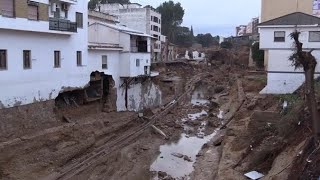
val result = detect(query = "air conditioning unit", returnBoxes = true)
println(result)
[61,3,68,11]
[51,3,57,12]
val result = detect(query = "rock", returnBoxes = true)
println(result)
[214,86,225,93]
[246,100,257,110]
[158,171,167,178]
[197,133,205,139]
[171,153,184,158]
[191,120,201,126]
[166,121,175,127]
[213,136,224,146]
[183,155,193,162]
[141,146,150,151]
[208,119,219,127]
[196,152,204,157]
[210,101,219,109]
[202,143,209,149]
[185,120,201,126]
[226,128,236,136]
[174,123,182,129]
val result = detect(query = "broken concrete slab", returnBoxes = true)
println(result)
[244,171,264,180]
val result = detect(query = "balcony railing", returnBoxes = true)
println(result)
[49,18,77,33]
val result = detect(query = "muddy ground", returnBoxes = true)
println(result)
[0,58,317,180]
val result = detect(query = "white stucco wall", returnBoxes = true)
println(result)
[99,4,162,59]
[260,26,320,50]
[260,26,320,94]
[0,0,88,108]
[88,23,120,45]
[119,53,151,77]
[117,79,162,112]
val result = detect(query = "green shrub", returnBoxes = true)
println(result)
[251,42,264,68]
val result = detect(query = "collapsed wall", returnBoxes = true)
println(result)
[116,78,162,112]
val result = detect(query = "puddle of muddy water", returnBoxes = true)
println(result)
[187,110,207,120]
[150,132,217,179]
[150,85,219,179]
[151,109,216,179]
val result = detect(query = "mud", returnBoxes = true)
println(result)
[2,61,303,180]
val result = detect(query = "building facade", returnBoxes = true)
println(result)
[236,25,247,36]
[261,0,313,22]
[246,17,259,35]
[259,12,320,94]
[260,0,317,69]
[88,17,157,111]
[99,3,162,62]
[0,0,88,108]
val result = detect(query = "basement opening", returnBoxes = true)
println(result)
[55,71,116,111]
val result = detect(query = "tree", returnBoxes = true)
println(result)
[220,41,233,49]
[88,0,130,10]
[157,1,185,42]
[195,33,218,47]
[190,26,194,37]
[174,26,193,47]
[290,30,320,142]
[251,42,264,68]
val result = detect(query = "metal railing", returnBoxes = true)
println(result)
[49,18,77,33]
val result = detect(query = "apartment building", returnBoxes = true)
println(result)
[99,3,162,62]
[88,11,157,111]
[261,0,313,22]
[0,0,88,109]
[246,17,259,35]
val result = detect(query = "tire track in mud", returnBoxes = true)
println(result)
[44,73,208,180]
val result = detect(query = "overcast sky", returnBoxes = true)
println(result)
[134,0,261,37]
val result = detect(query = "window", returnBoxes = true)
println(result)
[0,0,14,17]
[23,50,31,69]
[77,51,82,66]
[274,31,285,42]
[27,1,39,20]
[76,12,83,28]
[0,50,7,70]
[146,59,149,64]
[102,55,107,69]
[309,31,320,42]
[54,51,61,68]
[136,59,140,67]
[153,26,159,32]
[144,66,148,75]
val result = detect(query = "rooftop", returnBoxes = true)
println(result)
[259,12,320,26]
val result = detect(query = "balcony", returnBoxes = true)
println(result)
[131,44,148,53]
[49,18,77,32]
[59,0,77,4]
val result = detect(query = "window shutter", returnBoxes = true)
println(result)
[1,0,14,17]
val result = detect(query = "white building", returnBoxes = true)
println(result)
[88,17,159,111]
[0,0,88,108]
[259,12,320,94]
[99,3,162,62]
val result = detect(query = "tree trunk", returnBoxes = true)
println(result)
[305,65,320,141]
